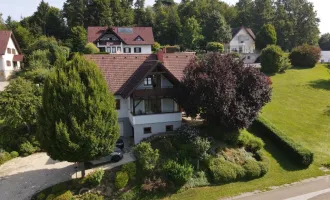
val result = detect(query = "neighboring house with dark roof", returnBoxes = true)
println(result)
[88,27,154,54]
[225,26,259,64]
[0,30,23,81]
[85,50,195,143]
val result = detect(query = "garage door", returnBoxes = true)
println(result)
[119,122,124,136]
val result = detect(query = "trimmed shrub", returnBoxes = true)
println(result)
[121,162,136,179]
[208,158,240,183]
[206,42,224,52]
[289,44,321,68]
[115,171,129,190]
[118,188,138,200]
[10,151,19,158]
[46,194,56,200]
[243,160,262,179]
[51,183,66,195]
[79,193,104,200]
[53,191,73,200]
[37,192,46,200]
[260,45,289,73]
[252,117,313,167]
[133,142,159,171]
[83,43,100,54]
[162,160,194,187]
[152,42,161,52]
[84,169,104,187]
[238,130,264,152]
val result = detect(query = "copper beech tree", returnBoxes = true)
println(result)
[179,53,272,130]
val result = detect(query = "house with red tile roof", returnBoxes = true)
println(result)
[0,30,23,81]
[88,27,154,54]
[225,26,259,64]
[85,49,195,143]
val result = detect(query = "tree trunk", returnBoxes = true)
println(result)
[197,159,200,171]
[81,162,86,178]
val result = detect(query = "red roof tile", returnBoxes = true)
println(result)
[85,52,195,98]
[88,27,155,45]
[0,30,23,55]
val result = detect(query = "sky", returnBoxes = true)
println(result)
[0,0,329,34]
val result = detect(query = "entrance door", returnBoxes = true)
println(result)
[119,122,124,136]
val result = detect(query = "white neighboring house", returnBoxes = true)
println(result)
[225,26,259,64]
[88,27,154,54]
[0,30,23,81]
[85,50,195,144]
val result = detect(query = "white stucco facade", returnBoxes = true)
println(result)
[97,42,152,54]
[225,28,256,54]
[114,75,181,143]
[0,37,21,81]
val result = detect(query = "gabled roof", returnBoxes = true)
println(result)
[0,30,22,55]
[231,26,256,41]
[88,27,155,45]
[85,52,195,98]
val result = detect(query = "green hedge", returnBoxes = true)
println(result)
[253,117,313,167]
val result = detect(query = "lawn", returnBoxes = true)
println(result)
[168,64,330,200]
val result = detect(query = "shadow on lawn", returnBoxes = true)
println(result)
[248,125,306,172]
[308,79,330,90]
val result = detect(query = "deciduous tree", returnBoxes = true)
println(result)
[181,17,203,50]
[255,24,277,50]
[319,33,330,51]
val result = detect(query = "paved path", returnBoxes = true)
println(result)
[0,81,9,91]
[0,152,135,200]
[229,175,330,200]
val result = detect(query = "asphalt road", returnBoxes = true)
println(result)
[231,176,330,200]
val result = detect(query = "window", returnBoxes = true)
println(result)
[112,47,116,53]
[166,125,173,132]
[13,61,18,68]
[135,36,144,41]
[117,47,121,53]
[144,127,152,134]
[107,47,111,53]
[134,47,142,53]
[124,47,131,53]
[116,99,120,110]
[144,76,152,86]
[6,61,11,66]
[99,47,105,52]
[145,99,161,114]
[7,48,11,54]
[12,49,16,54]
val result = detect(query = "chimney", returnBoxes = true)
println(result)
[157,48,165,62]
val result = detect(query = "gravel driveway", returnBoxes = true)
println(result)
[0,152,135,200]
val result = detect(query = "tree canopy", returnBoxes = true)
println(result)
[255,24,277,50]
[319,33,330,51]
[38,54,119,163]
[179,53,272,130]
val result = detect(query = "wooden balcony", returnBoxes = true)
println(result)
[132,87,176,98]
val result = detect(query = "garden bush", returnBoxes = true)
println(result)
[0,151,12,165]
[162,160,194,187]
[37,192,46,200]
[260,45,289,73]
[289,44,321,68]
[141,177,167,192]
[243,160,262,179]
[83,169,104,187]
[51,183,66,195]
[10,151,19,158]
[115,171,129,190]
[19,140,38,156]
[182,171,210,190]
[152,42,161,52]
[206,42,224,52]
[252,117,313,167]
[83,43,100,54]
[121,162,136,179]
[53,191,73,200]
[46,194,56,200]
[118,188,138,200]
[208,158,241,183]
[78,193,104,200]
[237,130,264,152]
[133,142,159,171]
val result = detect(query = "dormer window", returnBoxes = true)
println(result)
[134,36,144,41]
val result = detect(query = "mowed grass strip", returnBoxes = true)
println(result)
[168,64,330,200]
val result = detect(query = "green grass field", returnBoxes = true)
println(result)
[168,64,330,200]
